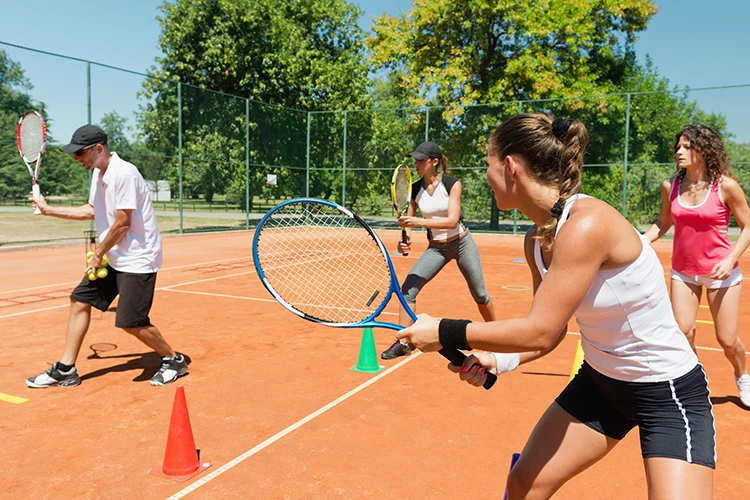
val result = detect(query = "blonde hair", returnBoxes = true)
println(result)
[489,113,589,249]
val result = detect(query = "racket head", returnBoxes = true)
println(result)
[16,111,47,164]
[390,164,412,215]
[252,198,403,327]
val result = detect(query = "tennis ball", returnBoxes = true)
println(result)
[100,254,109,267]
[87,270,97,281]
[87,251,95,262]
[96,267,108,279]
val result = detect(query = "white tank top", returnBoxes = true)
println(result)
[534,194,698,382]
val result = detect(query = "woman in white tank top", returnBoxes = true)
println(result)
[396,114,714,499]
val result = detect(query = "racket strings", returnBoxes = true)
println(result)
[19,115,44,161]
[257,204,392,324]
[393,167,411,213]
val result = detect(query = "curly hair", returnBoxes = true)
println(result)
[673,124,733,184]
[488,113,588,250]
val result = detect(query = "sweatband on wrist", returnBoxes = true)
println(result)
[438,319,473,350]
[492,352,520,375]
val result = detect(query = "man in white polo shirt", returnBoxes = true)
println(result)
[26,125,188,388]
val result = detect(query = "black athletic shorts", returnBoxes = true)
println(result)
[556,361,716,468]
[69,267,157,329]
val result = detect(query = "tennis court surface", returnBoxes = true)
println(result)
[2,230,749,499]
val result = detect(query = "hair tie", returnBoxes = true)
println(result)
[552,118,573,141]
[550,198,565,218]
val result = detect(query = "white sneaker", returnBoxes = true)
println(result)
[735,374,750,408]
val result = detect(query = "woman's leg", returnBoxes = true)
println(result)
[644,458,713,500]
[454,233,495,321]
[506,403,618,500]
[670,278,702,349]
[706,283,746,377]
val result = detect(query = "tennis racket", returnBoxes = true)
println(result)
[16,111,47,215]
[252,198,496,389]
[391,164,412,256]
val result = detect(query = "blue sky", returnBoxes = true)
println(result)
[1,0,749,143]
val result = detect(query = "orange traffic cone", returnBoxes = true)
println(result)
[150,385,210,482]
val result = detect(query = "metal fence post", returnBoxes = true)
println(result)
[245,98,250,230]
[87,62,93,234]
[306,112,311,197]
[622,93,631,216]
[342,110,347,206]
[178,82,183,235]
[424,107,430,141]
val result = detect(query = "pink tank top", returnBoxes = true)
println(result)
[670,174,736,275]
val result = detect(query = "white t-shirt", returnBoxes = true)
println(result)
[88,153,163,273]
[533,194,698,382]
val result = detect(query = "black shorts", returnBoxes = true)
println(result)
[556,362,716,468]
[69,267,157,329]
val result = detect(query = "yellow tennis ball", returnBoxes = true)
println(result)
[96,267,108,279]
[87,270,97,281]
[100,254,109,267]
[87,251,95,262]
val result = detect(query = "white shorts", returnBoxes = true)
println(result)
[670,267,743,289]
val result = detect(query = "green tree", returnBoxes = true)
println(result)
[0,50,87,200]
[139,0,372,206]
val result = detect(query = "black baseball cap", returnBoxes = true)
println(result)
[60,125,108,153]
[407,141,443,160]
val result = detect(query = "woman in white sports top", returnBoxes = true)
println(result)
[397,114,715,499]
[380,141,496,360]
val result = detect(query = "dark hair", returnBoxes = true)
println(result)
[488,113,589,249]
[673,124,732,184]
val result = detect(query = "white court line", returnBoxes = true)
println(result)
[162,288,400,317]
[165,353,421,500]
[0,255,255,296]
[0,304,70,319]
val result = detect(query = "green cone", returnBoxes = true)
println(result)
[350,327,385,373]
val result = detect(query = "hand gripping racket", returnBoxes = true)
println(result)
[391,164,412,256]
[16,111,47,215]
[252,198,496,389]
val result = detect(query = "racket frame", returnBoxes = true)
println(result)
[16,111,47,215]
[390,164,412,255]
[252,198,496,389]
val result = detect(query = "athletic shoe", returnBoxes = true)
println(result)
[150,353,188,386]
[381,340,415,360]
[26,363,81,388]
[735,374,750,408]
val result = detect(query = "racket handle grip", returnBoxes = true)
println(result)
[438,348,497,390]
[32,183,41,215]
[401,229,409,256]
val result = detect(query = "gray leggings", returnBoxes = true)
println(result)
[401,231,491,305]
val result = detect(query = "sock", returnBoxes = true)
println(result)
[57,362,75,373]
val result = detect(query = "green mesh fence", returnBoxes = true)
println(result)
[2,41,750,246]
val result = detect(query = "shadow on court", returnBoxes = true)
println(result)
[710,395,746,409]
[521,371,568,377]
[80,351,192,383]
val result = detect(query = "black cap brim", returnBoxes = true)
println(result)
[407,151,429,160]
[60,143,84,153]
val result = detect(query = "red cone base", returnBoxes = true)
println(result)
[150,385,211,482]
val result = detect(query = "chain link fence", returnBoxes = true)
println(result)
[2,41,749,246]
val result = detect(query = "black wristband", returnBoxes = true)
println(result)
[438,319,473,351]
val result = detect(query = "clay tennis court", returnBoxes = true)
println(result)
[2,230,749,499]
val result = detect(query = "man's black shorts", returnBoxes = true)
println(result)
[70,268,157,328]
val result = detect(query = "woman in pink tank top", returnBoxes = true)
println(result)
[645,124,750,408]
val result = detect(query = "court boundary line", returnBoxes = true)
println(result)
[164,353,422,500]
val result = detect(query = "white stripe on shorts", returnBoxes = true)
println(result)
[668,379,692,463]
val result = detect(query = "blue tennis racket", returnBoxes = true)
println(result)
[252,198,496,390]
